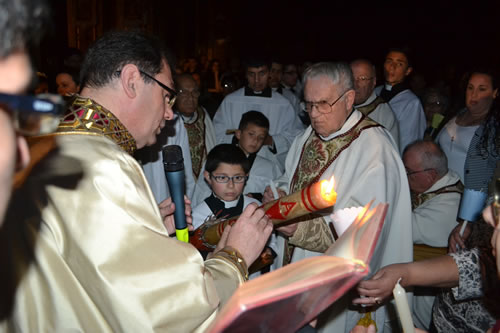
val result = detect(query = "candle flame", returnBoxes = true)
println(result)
[320,175,337,203]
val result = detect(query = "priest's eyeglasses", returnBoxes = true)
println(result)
[210,174,248,184]
[138,71,177,108]
[0,93,65,135]
[406,168,434,176]
[303,90,349,114]
[116,70,177,108]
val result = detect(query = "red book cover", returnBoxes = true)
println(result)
[208,201,388,333]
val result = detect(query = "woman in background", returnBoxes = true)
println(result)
[436,69,498,182]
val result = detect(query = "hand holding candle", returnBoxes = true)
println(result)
[190,176,337,251]
[392,278,414,333]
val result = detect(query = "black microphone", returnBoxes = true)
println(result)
[162,145,188,242]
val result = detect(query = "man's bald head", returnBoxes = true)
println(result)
[403,140,448,193]
[350,59,376,105]
[175,73,196,87]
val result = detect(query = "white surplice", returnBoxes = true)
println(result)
[355,91,400,153]
[375,85,426,152]
[212,87,304,168]
[412,170,461,247]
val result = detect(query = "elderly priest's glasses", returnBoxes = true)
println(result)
[0,93,65,135]
[302,90,350,114]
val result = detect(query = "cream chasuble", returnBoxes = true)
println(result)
[0,97,245,333]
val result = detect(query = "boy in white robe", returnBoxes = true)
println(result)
[213,58,304,169]
[192,144,277,277]
[375,47,426,152]
[192,111,282,206]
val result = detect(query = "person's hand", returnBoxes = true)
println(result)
[262,185,286,204]
[353,264,408,306]
[207,224,232,259]
[225,203,273,266]
[159,195,193,236]
[276,223,299,237]
[448,222,471,253]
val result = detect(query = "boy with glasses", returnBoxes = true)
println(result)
[192,144,257,229]
[192,143,277,277]
[192,110,282,206]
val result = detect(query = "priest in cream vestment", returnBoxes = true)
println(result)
[0,31,272,333]
[266,62,413,333]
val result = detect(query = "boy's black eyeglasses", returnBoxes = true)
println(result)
[0,93,65,135]
[210,174,248,184]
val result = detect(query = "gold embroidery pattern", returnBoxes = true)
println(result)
[283,115,380,266]
[290,115,380,192]
[411,180,464,210]
[184,107,206,179]
[56,96,137,155]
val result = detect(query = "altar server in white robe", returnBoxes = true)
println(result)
[213,58,303,169]
[350,59,400,152]
[192,111,282,207]
[375,48,426,152]
[403,140,462,330]
[192,144,278,278]
[263,62,413,333]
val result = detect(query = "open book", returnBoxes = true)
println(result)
[207,201,388,333]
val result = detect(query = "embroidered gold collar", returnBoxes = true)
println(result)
[56,96,137,154]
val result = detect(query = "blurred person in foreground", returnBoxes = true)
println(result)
[1,31,272,332]
[0,0,52,226]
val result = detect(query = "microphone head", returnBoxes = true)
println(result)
[162,145,184,172]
